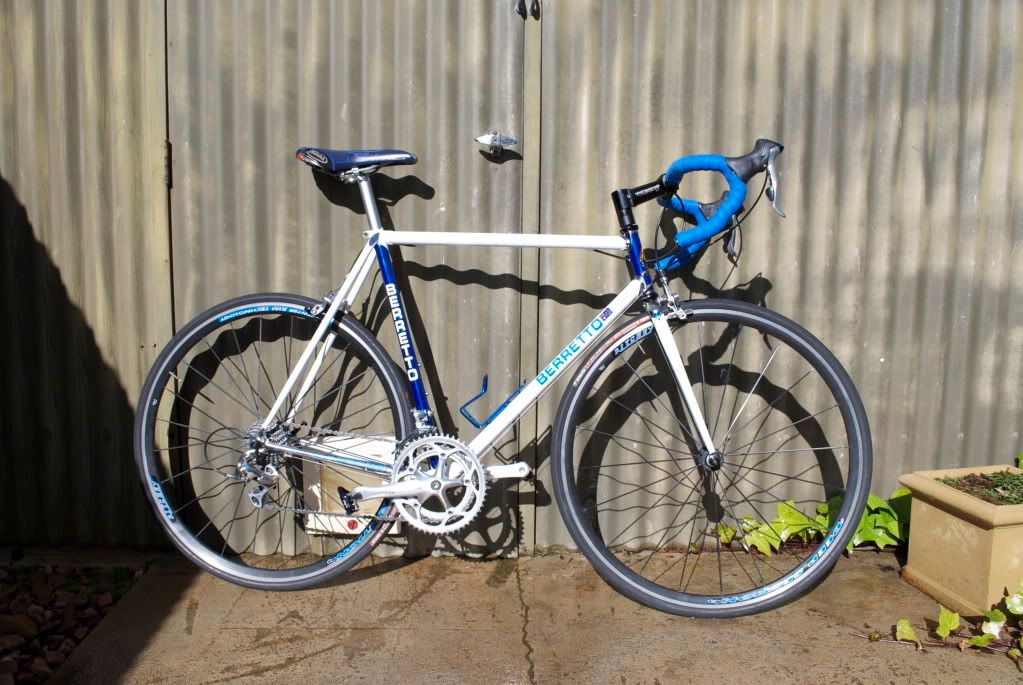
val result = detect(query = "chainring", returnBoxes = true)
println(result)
[390,434,486,535]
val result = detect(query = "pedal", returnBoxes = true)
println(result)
[337,487,359,515]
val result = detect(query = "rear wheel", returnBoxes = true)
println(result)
[552,299,871,617]
[134,293,413,590]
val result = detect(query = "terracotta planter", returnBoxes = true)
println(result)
[899,465,1023,616]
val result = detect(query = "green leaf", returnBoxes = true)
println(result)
[1006,592,1023,616]
[745,524,781,557]
[982,608,1006,622]
[872,510,902,539]
[1016,452,1023,469]
[773,501,824,543]
[968,634,994,648]
[815,502,829,516]
[887,487,912,539]
[740,515,760,532]
[866,493,892,513]
[936,605,960,639]
[981,609,1006,637]
[1008,647,1022,672]
[895,619,922,649]
[716,523,736,546]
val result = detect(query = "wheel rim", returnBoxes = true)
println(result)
[137,299,408,583]
[559,306,868,609]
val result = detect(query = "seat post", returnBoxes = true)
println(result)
[356,175,385,233]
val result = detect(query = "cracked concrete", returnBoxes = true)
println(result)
[52,552,1014,684]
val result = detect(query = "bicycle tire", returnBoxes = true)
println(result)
[134,293,414,590]
[551,299,871,617]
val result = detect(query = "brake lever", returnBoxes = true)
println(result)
[766,148,785,218]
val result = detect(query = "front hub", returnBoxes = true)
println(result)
[697,449,724,472]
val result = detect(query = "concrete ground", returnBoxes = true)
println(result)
[51,551,1014,685]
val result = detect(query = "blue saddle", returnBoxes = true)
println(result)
[295,147,416,173]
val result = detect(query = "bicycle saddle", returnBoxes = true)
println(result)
[295,147,417,174]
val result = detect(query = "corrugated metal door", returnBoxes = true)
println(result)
[166,1,526,555]
[533,0,1023,548]
[0,0,171,548]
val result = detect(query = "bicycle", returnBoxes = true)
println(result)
[135,140,871,617]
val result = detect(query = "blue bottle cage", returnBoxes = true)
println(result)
[654,154,747,271]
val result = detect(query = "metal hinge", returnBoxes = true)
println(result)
[515,0,540,19]
[164,139,173,189]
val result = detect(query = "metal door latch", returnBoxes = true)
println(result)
[475,130,519,157]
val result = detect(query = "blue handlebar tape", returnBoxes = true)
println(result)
[654,154,747,271]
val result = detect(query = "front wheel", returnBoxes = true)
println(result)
[134,293,414,590]
[551,299,871,617]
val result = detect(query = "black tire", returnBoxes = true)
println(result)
[551,299,871,617]
[134,293,414,590]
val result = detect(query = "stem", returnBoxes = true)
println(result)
[850,633,918,648]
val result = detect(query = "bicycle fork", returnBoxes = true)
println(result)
[649,313,718,455]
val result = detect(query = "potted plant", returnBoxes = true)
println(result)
[899,458,1023,616]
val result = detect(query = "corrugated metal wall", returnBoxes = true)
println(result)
[532,0,1023,547]
[0,0,171,547]
[166,0,525,556]
[2,0,1020,552]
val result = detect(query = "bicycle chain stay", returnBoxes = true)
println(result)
[254,421,400,521]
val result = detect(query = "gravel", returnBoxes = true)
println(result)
[0,565,139,683]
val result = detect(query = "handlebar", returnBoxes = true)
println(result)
[613,138,783,271]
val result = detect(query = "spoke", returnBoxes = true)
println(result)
[220,484,249,555]
[227,324,267,414]
[152,436,240,454]
[186,350,261,419]
[724,445,848,458]
[721,345,779,444]
[638,478,701,575]
[717,489,765,586]
[711,325,742,438]
[621,354,698,446]
[677,483,708,593]
[721,370,812,446]
[160,447,240,485]
[576,427,694,457]
[253,318,280,417]
[603,462,702,548]
[162,378,244,437]
[155,418,246,440]
[723,404,839,455]
[594,464,699,508]
[193,484,251,540]
[720,467,807,566]
[591,390,692,449]
[577,457,696,470]
[714,482,724,594]
[730,462,832,491]
[173,477,240,516]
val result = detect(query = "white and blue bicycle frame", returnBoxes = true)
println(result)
[258,173,717,499]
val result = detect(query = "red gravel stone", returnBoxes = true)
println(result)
[0,636,25,654]
[0,617,35,639]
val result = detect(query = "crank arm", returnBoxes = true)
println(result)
[349,462,533,506]
[485,462,532,480]
[350,479,436,504]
